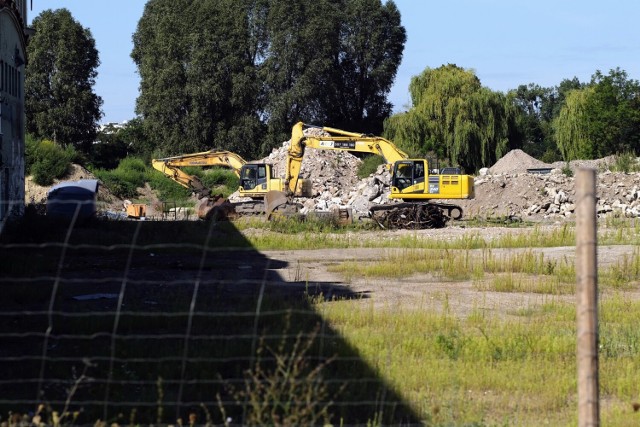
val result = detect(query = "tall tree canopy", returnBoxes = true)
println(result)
[25,8,103,152]
[554,68,640,160]
[384,64,522,172]
[509,78,583,162]
[132,0,405,158]
[325,0,405,134]
[259,0,342,153]
[132,0,264,159]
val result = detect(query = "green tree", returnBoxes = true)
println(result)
[259,0,342,152]
[25,9,103,153]
[132,0,264,159]
[586,68,640,156]
[550,77,584,119]
[324,0,406,135]
[384,64,522,172]
[554,86,594,160]
[90,124,130,170]
[133,0,405,157]
[554,68,640,160]
[119,118,152,161]
[509,78,584,162]
[510,84,551,156]
[261,0,405,151]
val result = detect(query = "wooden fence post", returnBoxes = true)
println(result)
[576,167,599,427]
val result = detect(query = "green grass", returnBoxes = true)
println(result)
[316,296,640,426]
[3,216,640,425]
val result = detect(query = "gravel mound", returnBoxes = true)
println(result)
[489,149,553,175]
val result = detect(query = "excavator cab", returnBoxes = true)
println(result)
[392,160,426,191]
[240,164,269,191]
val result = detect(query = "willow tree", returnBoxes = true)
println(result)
[554,87,595,161]
[384,64,521,172]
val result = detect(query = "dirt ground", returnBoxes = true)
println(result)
[4,217,638,425]
[242,225,640,319]
[22,158,640,320]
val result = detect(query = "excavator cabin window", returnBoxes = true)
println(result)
[241,164,268,190]
[393,162,413,190]
[241,165,257,190]
[393,161,425,190]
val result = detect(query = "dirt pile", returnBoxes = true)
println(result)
[489,149,552,174]
[455,151,640,221]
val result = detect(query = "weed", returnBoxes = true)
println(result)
[561,162,573,177]
[218,322,344,426]
[611,151,640,173]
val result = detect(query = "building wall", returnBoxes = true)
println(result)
[0,3,26,219]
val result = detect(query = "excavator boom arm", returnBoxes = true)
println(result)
[151,159,210,197]
[152,150,249,199]
[152,150,246,177]
[285,122,409,194]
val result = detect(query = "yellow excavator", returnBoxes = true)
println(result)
[151,149,311,219]
[266,122,475,228]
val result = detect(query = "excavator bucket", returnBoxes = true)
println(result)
[196,194,237,221]
[264,190,301,220]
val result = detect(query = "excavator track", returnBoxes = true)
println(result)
[369,202,463,229]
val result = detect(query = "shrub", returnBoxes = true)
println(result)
[200,169,239,194]
[93,157,148,199]
[26,136,76,186]
[357,155,385,179]
[611,151,640,173]
[148,170,191,201]
[561,163,573,177]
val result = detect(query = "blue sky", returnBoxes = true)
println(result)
[29,0,640,124]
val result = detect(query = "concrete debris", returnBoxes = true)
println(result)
[229,130,401,218]
[24,145,640,223]
[231,142,640,222]
[454,164,640,221]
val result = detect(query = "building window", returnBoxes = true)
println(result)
[0,60,3,92]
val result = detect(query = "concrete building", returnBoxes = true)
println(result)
[0,0,28,220]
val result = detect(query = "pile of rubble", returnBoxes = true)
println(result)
[454,150,638,221]
[229,128,398,219]
[458,163,640,221]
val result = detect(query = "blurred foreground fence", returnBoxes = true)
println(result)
[0,205,418,426]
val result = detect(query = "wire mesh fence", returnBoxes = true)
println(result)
[0,202,419,426]
[7,186,638,426]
